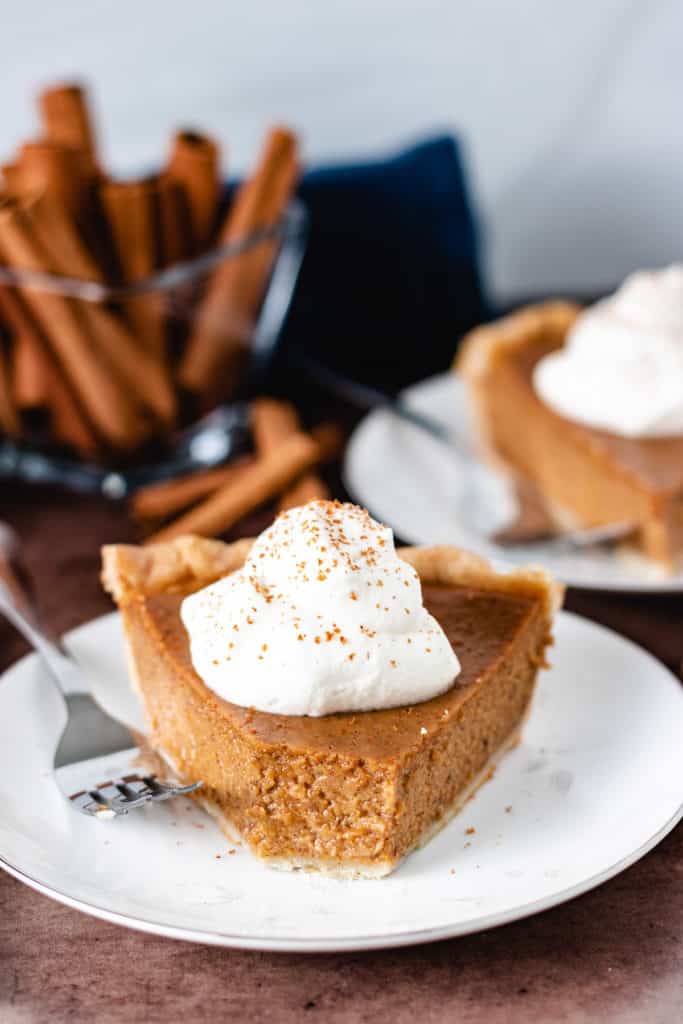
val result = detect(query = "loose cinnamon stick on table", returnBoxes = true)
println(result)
[167,130,220,254]
[0,197,147,449]
[38,83,98,172]
[133,419,342,524]
[100,178,166,359]
[179,127,299,404]
[146,431,320,545]
[278,471,333,511]
[308,421,345,462]
[251,397,330,508]
[250,395,300,449]
[25,194,176,426]
[131,455,254,521]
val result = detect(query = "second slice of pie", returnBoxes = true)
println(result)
[458,268,683,570]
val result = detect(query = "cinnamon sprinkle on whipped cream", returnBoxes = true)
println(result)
[180,500,460,716]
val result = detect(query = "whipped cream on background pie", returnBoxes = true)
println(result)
[533,264,683,438]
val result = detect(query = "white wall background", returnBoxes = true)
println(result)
[3,0,681,302]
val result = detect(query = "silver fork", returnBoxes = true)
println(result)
[0,523,201,818]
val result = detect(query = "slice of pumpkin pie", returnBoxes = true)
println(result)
[102,500,561,878]
[458,267,683,570]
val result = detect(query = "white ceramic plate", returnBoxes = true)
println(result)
[344,374,683,593]
[1,610,682,951]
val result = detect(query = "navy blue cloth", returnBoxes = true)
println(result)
[276,135,488,394]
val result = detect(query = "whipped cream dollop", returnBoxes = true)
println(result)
[181,501,460,716]
[533,265,683,438]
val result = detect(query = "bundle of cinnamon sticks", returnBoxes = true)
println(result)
[0,82,300,458]
[132,398,344,543]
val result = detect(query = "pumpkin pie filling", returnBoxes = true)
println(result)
[103,531,561,878]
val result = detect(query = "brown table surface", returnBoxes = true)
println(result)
[1,484,682,1024]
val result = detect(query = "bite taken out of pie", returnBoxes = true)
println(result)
[458,270,683,571]
[102,501,562,879]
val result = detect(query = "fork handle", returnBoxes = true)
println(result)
[0,526,84,696]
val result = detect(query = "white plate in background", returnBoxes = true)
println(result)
[344,373,683,593]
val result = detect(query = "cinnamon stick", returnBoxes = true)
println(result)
[154,174,192,267]
[19,190,103,282]
[279,424,343,507]
[133,420,342,523]
[309,422,345,462]
[145,431,319,544]
[15,141,89,224]
[100,178,166,359]
[0,197,147,449]
[167,130,220,253]
[45,361,102,454]
[0,282,98,454]
[1,162,23,193]
[0,337,20,435]
[25,194,176,425]
[12,329,49,410]
[250,396,300,450]
[131,456,254,521]
[38,83,97,171]
[13,139,115,278]
[251,397,330,508]
[178,127,299,402]
[278,474,331,511]
[10,323,50,415]
[0,284,50,411]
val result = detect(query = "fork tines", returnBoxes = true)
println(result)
[69,773,201,818]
